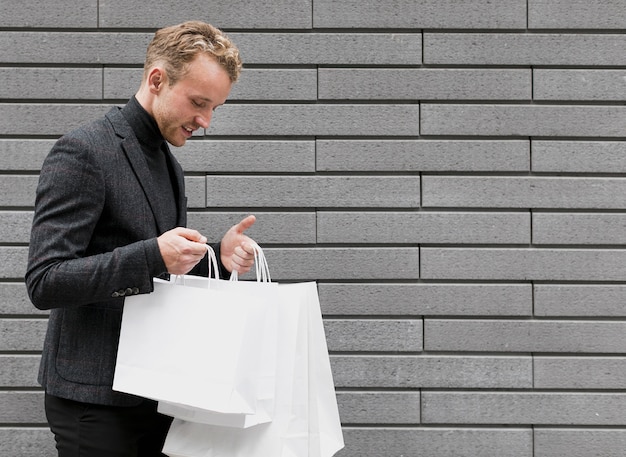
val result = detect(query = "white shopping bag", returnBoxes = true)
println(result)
[154,244,279,428]
[157,271,279,428]
[162,281,345,457]
[113,247,274,417]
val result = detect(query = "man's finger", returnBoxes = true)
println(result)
[176,227,207,244]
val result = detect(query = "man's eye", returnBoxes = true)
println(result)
[192,100,205,108]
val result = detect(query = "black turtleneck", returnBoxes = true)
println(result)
[121,96,177,232]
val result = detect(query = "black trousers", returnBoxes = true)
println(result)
[45,393,173,457]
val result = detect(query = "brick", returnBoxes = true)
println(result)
[0,176,38,207]
[424,33,626,66]
[425,319,626,353]
[535,285,626,317]
[0,428,55,457]
[534,70,626,101]
[422,392,626,425]
[316,140,529,172]
[0,355,40,387]
[319,68,532,100]
[533,213,626,245]
[318,283,532,316]
[421,248,626,281]
[0,247,28,280]
[421,105,626,137]
[325,319,422,352]
[535,357,626,389]
[105,68,318,101]
[331,355,532,388]
[529,0,626,29]
[230,33,421,65]
[263,248,420,281]
[0,139,54,171]
[205,177,420,208]
[313,0,526,28]
[423,177,626,209]
[338,392,420,424]
[535,429,626,457]
[0,319,47,352]
[0,68,102,100]
[0,104,114,136]
[0,32,150,65]
[187,211,316,245]
[340,428,532,457]
[0,283,45,315]
[532,141,626,173]
[99,0,312,28]
[0,0,97,28]
[0,212,34,244]
[174,140,315,173]
[319,68,531,100]
[317,211,530,244]
[0,392,45,423]
[208,104,420,136]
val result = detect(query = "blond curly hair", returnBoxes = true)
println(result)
[143,21,242,84]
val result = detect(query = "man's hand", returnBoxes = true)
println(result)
[158,227,208,275]
[220,215,257,274]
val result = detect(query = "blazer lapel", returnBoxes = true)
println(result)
[106,108,168,234]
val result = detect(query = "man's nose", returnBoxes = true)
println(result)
[195,114,210,129]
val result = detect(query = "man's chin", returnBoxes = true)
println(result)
[167,137,186,147]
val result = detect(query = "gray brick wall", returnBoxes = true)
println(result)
[1,1,625,455]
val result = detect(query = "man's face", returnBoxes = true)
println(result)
[152,53,232,147]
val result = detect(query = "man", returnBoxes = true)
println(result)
[25,21,255,456]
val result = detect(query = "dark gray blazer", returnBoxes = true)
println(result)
[26,106,219,406]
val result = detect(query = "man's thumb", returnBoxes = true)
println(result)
[236,214,256,233]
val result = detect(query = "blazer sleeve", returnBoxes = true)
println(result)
[25,132,167,310]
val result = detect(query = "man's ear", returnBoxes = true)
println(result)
[147,67,166,93]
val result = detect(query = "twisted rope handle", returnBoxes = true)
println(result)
[173,244,220,285]
[230,241,271,283]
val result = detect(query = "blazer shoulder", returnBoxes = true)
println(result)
[58,107,121,141]
[60,107,136,149]
[42,108,133,173]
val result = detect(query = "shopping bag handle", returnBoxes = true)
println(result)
[206,244,220,280]
[172,242,270,285]
[230,241,271,283]
[172,244,220,285]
